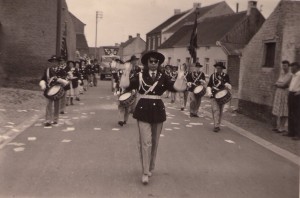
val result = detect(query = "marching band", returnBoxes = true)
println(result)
[39,52,233,185]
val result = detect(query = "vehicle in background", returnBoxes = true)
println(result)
[99,55,120,80]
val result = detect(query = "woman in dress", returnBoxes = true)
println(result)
[272,60,292,133]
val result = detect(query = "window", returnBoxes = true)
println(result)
[148,37,151,51]
[158,36,161,47]
[168,57,171,64]
[186,57,191,64]
[263,42,276,67]
[152,36,156,50]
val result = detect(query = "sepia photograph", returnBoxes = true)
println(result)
[0,0,299,197]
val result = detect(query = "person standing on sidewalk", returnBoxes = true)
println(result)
[39,55,61,126]
[283,62,300,140]
[272,60,292,133]
[207,62,231,132]
[186,62,206,117]
[121,51,178,185]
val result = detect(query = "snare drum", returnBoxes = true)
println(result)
[215,89,231,105]
[118,92,137,107]
[44,85,65,101]
[193,85,206,98]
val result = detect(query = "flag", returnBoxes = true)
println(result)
[61,37,68,61]
[188,10,198,63]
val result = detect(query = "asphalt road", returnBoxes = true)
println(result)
[0,79,298,198]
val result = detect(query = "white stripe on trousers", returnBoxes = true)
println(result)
[211,98,224,128]
[137,120,163,175]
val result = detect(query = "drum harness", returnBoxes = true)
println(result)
[211,72,231,97]
[192,71,203,86]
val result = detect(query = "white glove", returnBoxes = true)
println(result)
[225,83,232,90]
[187,82,192,87]
[39,80,46,91]
[207,87,213,97]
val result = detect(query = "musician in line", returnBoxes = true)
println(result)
[207,62,231,132]
[170,65,178,103]
[114,55,141,126]
[186,62,206,117]
[80,60,89,91]
[93,59,100,87]
[122,51,178,185]
[74,61,83,100]
[66,61,80,106]
[57,58,69,114]
[163,65,172,98]
[179,63,189,111]
[39,55,62,126]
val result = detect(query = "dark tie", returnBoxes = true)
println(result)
[151,72,155,80]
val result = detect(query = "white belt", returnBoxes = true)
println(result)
[139,95,161,99]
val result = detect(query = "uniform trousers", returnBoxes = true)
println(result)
[137,121,163,175]
[179,91,189,109]
[211,98,224,128]
[93,73,98,86]
[170,92,176,103]
[288,92,300,137]
[189,92,202,115]
[118,105,130,122]
[59,92,66,113]
[46,98,60,123]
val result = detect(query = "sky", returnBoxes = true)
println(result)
[66,0,281,47]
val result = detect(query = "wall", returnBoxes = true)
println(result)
[159,46,227,75]
[238,1,300,122]
[0,0,77,88]
[122,37,146,61]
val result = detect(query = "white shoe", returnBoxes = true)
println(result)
[148,172,152,177]
[142,174,149,185]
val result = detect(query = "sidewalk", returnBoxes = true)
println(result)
[200,96,300,156]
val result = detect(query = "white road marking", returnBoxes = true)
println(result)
[14,147,25,152]
[112,128,120,131]
[62,139,72,143]
[165,128,172,131]
[94,128,102,131]
[225,140,235,144]
[28,137,37,141]
[189,123,203,126]
[7,142,25,146]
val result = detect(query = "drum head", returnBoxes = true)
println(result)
[193,86,203,94]
[215,90,228,99]
[119,92,132,101]
[47,85,61,96]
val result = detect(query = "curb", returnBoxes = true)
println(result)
[202,110,300,167]
[0,111,44,150]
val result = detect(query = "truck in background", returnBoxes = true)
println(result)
[99,54,120,80]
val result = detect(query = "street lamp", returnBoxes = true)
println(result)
[95,11,103,59]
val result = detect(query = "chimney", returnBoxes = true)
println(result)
[174,9,181,15]
[193,2,201,9]
[137,33,140,37]
[247,1,257,15]
[128,35,133,39]
[236,3,239,13]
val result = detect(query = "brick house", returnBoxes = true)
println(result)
[146,2,234,51]
[0,0,80,88]
[158,1,265,91]
[238,0,300,122]
[119,34,146,62]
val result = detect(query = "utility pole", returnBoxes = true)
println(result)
[56,0,62,57]
[95,11,103,59]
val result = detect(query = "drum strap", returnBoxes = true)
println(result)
[193,72,202,84]
[139,72,160,95]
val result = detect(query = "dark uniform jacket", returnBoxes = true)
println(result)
[207,72,230,97]
[41,67,58,88]
[186,71,206,92]
[128,69,175,123]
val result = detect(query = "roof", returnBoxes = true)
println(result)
[76,34,89,49]
[164,2,225,33]
[159,11,247,49]
[147,10,190,35]
[120,37,135,48]
[69,12,86,26]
